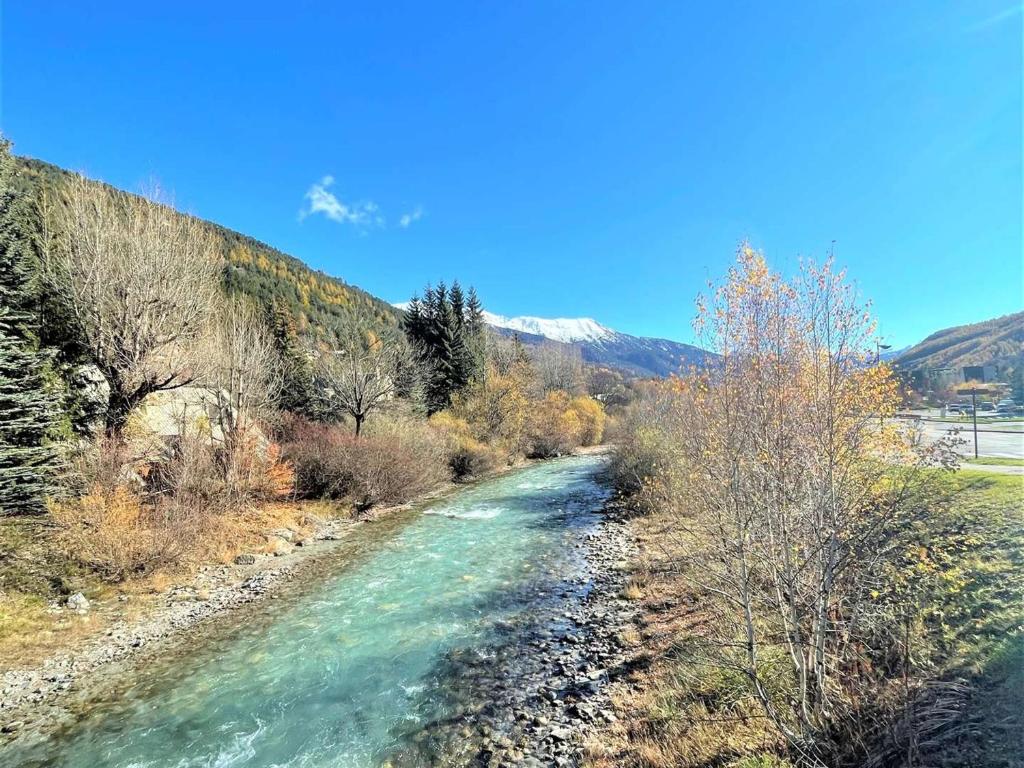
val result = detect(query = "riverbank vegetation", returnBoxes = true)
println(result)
[595,248,1023,767]
[0,140,607,660]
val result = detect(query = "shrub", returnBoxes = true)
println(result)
[145,430,294,505]
[349,416,449,510]
[569,395,606,446]
[49,484,190,581]
[280,417,358,499]
[218,431,295,502]
[526,391,583,457]
[449,365,530,454]
[429,411,504,479]
[281,415,449,510]
[68,435,147,496]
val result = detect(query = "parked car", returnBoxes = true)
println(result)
[978,401,995,412]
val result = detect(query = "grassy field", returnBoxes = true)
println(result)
[0,515,114,669]
[588,469,1024,768]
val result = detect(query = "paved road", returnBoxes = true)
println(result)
[913,419,1024,460]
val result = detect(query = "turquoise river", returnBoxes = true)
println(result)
[5,454,611,767]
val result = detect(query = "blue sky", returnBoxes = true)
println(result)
[2,2,1021,346]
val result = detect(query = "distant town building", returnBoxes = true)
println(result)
[924,367,961,392]
[921,364,1000,392]
[961,364,997,383]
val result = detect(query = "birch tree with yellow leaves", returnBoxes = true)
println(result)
[649,245,955,760]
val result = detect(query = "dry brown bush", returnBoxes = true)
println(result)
[347,416,449,510]
[49,484,194,581]
[281,414,449,510]
[54,429,296,580]
[428,411,506,479]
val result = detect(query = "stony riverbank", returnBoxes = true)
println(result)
[0,512,367,740]
[385,495,641,768]
[475,508,640,768]
[0,452,547,746]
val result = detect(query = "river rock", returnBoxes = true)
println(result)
[66,593,90,612]
[269,538,292,556]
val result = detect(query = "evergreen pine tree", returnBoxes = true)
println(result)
[401,280,489,413]
[464,287,487,383]
[0,138,59,514]
[268,301,319,419]
[449,281,466,333]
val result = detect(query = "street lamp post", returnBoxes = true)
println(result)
[875,340,893,365]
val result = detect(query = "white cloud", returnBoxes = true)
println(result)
[299,176,383,228]
[399,206,424,228]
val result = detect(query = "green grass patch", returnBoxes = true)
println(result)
[0,592,50,644]
[964,456,1024,467]
[899,470,1024,766]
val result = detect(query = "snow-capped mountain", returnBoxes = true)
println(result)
[393,302,708,377]
[480,311,614,344]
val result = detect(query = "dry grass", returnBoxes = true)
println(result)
[620,576,645,601]
[585,514,789,768]
[588,472,1024,768]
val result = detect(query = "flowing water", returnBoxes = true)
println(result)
[6,454,611,768]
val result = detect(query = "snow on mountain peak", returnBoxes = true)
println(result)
[392,302,617,344]
[480,311,615,343]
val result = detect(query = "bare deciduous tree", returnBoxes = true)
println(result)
[44,175,222,435]
[531,341,584,395]
[204,297,282,441]
[316,332,408,436]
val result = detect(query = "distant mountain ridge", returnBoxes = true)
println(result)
[482,311,707,378]
[895,311,1024,374]
[393,302,708,378]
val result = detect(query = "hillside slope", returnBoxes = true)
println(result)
[15,157,400,340]
[895,311,1024,374]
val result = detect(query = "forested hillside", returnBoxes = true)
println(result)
[895,310,1023,374]
[15,157,400,342]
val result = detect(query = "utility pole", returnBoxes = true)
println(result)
[958,385,985,459]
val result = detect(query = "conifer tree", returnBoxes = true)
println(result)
[268,301,319,419]
[401,281,488,413]
[0,138,58,514]
[464,287,488,379]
